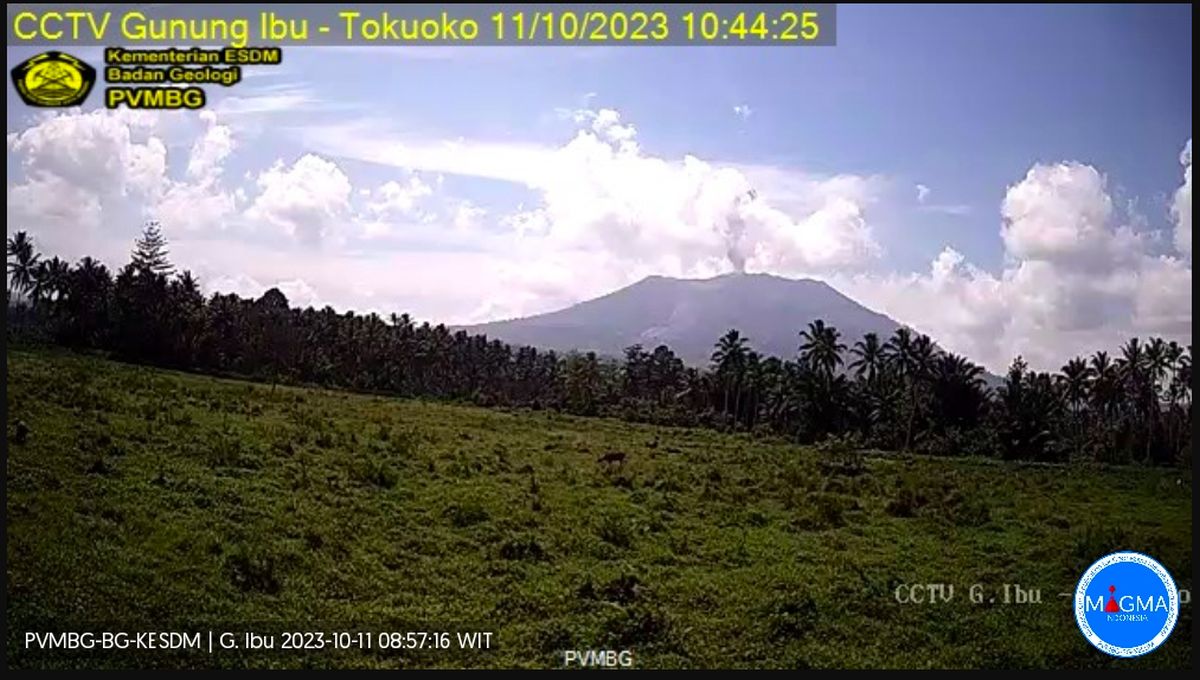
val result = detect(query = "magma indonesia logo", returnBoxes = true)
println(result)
[11,51,96,107]
[1075,551,1179,657]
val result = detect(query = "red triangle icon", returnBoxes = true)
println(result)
[1105,585,1120,613]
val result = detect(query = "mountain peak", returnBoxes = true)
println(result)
[458,272,904,365]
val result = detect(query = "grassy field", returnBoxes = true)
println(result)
[5,348,1193,669]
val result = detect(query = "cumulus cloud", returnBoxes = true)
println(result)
[453,200,486,230]
[1174,139,1191,258]
[1000,162,1139,271]
[4,107,247,245]
[840,149,1193,373]
[153,180,238,235]
[302,106,884,319]
[6,109,170,260]
[357,174,437,238]
[154,111,238,233]
[245,154,353,243]
[733,104,753,121]
[366,175,433,220]
[186,111,235,182]
[8,173,104,233]
[7,108,166,199]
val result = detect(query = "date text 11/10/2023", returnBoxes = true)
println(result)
[328,10,823,44]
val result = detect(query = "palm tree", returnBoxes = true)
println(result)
[884,328,935,451]
[711,329,749,420]
[1162,341,1187,457]
[1057,357,1091,459]
[1145,337,1173,460]
[1146,337,1170,396]
[849,332,884,384]
[30,256,71,307]
[744,350,762,428]
[798,319,846,379]
[929,352,987,434]
[1089,351,1117,420]
[1119,337,1156,462]
[6,230,41,300]
[1057,357,1091,415]
[883,328,914,373]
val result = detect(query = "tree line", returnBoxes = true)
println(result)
[7,226,1192,466]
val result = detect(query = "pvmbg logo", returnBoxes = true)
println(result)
[1074,551,1179,657]
[10,51,96,107]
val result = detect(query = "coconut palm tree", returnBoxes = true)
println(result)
[1057,357,1091,416]
[884,328,936,451]
[1057,357,1092,458]
[798,319,845,379]
[930,352,988,430]
[849,332,884,385]
[1119,337,1161,462]
[1089,351,1118,421]
[711,329,749,419]
[30,256,71,308]
[6,230,41,300]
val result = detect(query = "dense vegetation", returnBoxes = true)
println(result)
[6,350,1192,669]
[6,226,1192,466]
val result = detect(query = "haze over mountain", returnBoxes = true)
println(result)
[459,273,914,366]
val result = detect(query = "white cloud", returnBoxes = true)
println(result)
[733,104,753,121]
[7,108,166,198]
[1173,138,1191,258]
[840,149,1192,373]
[4,107,245,244]
[152,111,238,233]
[304,120,556,186]
[453,200,486,230]
[365,175,433,220]
[6,105,1188,376]
[916,183,931,203]
[914,183,971,215]
[186,111,235,182]
[921,204,972,216]
[1000,162,1139,271]
[8,173,104,234]
[214,86,319,117]
[305,107,884,289]
[245,154,353,243]
[153,180,238,234]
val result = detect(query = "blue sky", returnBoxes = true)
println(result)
[5,4,1192,371]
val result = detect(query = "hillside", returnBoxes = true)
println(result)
[5,349,1192,669]
[459,273,907,365]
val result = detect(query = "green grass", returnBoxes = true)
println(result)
[5,349,1192,669]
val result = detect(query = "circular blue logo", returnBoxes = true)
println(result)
[1074,551,1178,657]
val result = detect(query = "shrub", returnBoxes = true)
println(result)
[602,604,673,647]
[802,491,858,529]
[595,512,635,549]
[499,534,548,561]
[764,594,819,641]
[817,433,866,476]
[444,501,489,528]
[599,574,642,604]
[390,427,421,457]
[225,548,281,595]
[885,485,928,518]
[353,456,398,489]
